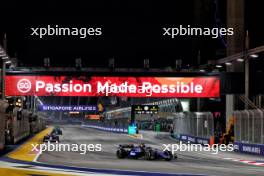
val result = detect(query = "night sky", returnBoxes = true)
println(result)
[0,0,264,68]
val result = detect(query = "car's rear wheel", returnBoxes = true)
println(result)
[164,150,173,161]
[145,149,154,160]
[116,149,126,159]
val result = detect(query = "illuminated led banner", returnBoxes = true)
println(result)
[5,76,220,97]
[39,105,97,111]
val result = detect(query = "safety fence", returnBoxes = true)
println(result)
[233,109,264,144]
[171,112,214,144]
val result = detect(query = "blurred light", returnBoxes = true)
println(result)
[225,62,232,66]
[2,56,8,60]
[250,54,258,58]
[175,59,182,70]
[215,65,222,68]
[144,59,150,69]
[85,114,100,120]
[180,100,190,112]
[237,58,244,62]
[5,60,11,64]
[69,111,80,114]
[199,69,206,72]
[38,99,44,105]
[109,58,115,69]
[75,58,82,68]
[44,58,50,67]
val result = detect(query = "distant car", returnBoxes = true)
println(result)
[53,126,62,135]
[43,133,59,142]
[116,143,176,161]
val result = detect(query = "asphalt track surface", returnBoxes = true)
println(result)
[38,125,264,176]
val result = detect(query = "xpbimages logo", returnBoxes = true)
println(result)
[30,25,102,39]
[31,142,102,155]
[163,142,234,154]
[163,25,234,39]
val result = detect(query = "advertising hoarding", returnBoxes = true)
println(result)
[5,76,220,97]
[39,105,97,112]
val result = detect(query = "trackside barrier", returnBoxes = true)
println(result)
[173,134,211,145]
[233,109,264,144]
[234,141,264,156]
[233,109,264,155]
[172,112,214,145]
[82,125,128,134]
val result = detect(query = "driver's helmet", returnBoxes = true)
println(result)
[139,143,145,148]
[129,144,135,148]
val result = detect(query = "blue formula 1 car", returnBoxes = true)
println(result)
[116,143,177,161]
[43,133,60,143]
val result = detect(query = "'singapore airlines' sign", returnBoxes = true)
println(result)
[5,76,220,97]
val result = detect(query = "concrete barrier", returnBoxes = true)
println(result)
[234,141,264,156]
[173,133,211,145]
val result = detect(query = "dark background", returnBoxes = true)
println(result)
[0,0,264,68]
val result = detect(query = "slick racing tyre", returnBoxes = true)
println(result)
[145,149,155,160]
[164,150,173,161]
[116,149,126,159]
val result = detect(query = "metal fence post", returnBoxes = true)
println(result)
[239,111,242,141]
[260,109,264,144]
[246,110,250,142]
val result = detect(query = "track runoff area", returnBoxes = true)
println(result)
[1,75,264,176]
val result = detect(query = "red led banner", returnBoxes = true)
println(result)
[5,76,220,97]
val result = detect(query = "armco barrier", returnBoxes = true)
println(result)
[174,134,211,145]
[234,141,264,156]
[82,125,128,134]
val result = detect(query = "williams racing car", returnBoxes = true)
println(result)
[116,143,177,161]
[43,133,60,143]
